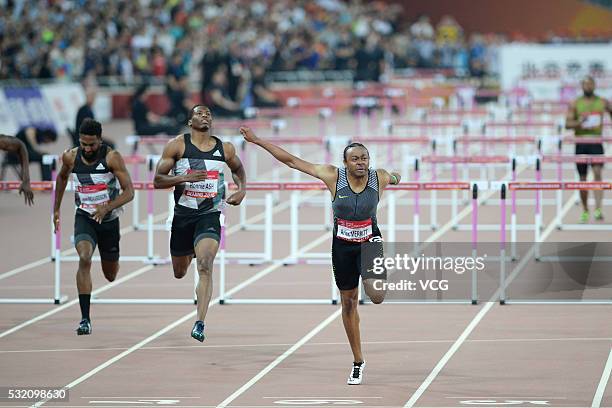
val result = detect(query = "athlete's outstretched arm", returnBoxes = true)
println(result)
[53,150,75,232]
[0,135,33,205]
[223,141,246,205]
[92,151,135,223]
[376,169,401,190]
[153,137,207,189]
[240,127,337,188]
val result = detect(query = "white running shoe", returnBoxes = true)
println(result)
[347,361,365,385]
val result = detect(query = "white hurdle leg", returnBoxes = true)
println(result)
[324,194,332,231]
[265,193,273,262]
[147,186,154,260]
[54,224,62,304]
[387,192,396,242]
[192,258,198,304]
[290,191,299,260]
[218,213,226,304]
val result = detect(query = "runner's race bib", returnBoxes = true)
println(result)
[77,184,110,212]
[582,112,602,129]
[184,170,219,199]
[336,218,373,243]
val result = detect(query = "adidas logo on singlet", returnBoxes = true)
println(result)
[95,163,105,170]
[212,150,221,157]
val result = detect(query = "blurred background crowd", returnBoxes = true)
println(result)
[5,0,611,86]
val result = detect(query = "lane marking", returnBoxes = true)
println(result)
[0,265,154,339]
[404,204,563,407]
[592,347,612,408]
[216,309,342,408]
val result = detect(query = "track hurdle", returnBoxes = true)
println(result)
[0,181,68,304]
[542,154,612,230]
[502,181,612,305]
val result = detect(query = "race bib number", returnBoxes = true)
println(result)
[77,184,110,211]
[184,170,219,199]
[336,218,373,243]
[582,113,602,129]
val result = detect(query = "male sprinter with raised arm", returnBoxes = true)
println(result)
[0,134,34,205]
[565,76,612,222]
[241,126,400,385]
[53,118,134,335]
[154,105,246,342]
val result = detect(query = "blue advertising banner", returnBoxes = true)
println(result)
[3,87,56,132]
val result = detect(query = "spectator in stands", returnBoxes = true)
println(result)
[205,67,245,118]
[436,15,462,68]
[73,87,116,149]
[250,64,281,108]
[131,83,182,137]
[165,52,191,125]
[353,33,385,83]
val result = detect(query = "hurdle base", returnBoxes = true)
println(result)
[503,300,612,305]
[0,295,68,304]
[361,300,476,304]
[91,298,197,304]
[555,224,612,231]
[220,298,337,305]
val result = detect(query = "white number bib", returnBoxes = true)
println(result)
[582,113,602,129]
[77,184,110,212]
[184,170,219,199]
[336,218,373,243]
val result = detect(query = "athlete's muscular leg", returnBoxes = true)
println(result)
[592,164,603,209]
[172,255,194,279]
[194,238,219,321]
[340,288,363,363]
[101,260,119,282]
[362,279,386,304]
[76,240,94,294]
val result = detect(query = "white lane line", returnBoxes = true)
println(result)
[262,396,383,398]
[31,231,331,408]
[4,337,611,355]
[403,193,574,407]
[216,309,342,408]
[592,347,612,408]
[0,265,154,339]
[404,301,495,408]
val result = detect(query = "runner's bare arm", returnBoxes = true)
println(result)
[53,149,76,232]
[0,135,33,205]
[223,142,246,205]
[106,151,135,210]
[240,126,338,190]
[376,169,401,191]
[565,102,582,130]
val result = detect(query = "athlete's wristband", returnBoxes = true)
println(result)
[390,174,398,185]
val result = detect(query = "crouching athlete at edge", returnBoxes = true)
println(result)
[154,105,246,342]
[240,126,401,385]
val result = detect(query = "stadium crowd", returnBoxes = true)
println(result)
[1,0,506,85]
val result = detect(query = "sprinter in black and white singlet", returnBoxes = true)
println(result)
[154,105,246,342]
[53,119,134,336]
[241,127,401,386]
